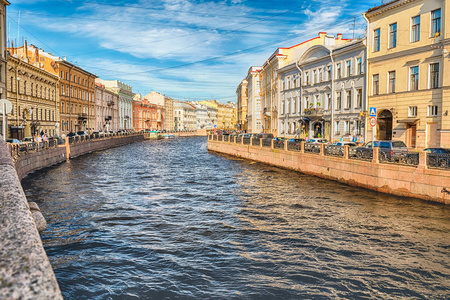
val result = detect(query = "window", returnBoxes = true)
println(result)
[411,16,420,42]
[373,74,379,95]
[410,66,419,91]
[327,66,332,80]
[346,60,351,77]
[357,57,363,74]
[388,71,396,93]
[356,89,362,108]
[344,121,350,134]
[337,63,341,79]
[430,63,439,88]
[327,94,331,110]
[408,106,418,117]
[428,105,438,117]
[61,101,64,113]
[374,28,380,51]
[305,72,310,85]
[336,91,342,110]
[346,90,352,108]
[389,23,397,48]
[61,71,64,78]
[335,121,340,134]
[431,9,441,37]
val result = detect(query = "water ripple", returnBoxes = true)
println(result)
[21,137,450,299]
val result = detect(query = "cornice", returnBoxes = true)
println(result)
[368,42,445,63]
[365,0,415,19]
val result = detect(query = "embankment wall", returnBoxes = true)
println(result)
[207,139,450,205]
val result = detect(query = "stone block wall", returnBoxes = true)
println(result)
[207,139,450,205]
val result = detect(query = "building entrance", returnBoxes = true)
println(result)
[377,110,393,140]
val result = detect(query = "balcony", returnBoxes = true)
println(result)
[78,113,88,120]
[107,100,114,106]
[303,107,323,117]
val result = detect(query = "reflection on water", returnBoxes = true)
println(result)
[22,137,450,299]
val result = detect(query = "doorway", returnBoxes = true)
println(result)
[407,124,417,148]
[377,110,393,140]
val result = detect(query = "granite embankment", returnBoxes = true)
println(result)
[0,133,145,299]
[208,137,450,205]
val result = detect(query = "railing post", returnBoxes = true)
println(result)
[284,139,288,151]
[418,151,427,169]
[372,147,379,164]
[271,139,274,149]
[250,137,253,146]
[234,136,237,143]
[241,137,244,145]
[344,145,349,159]
[320,144,325,156]
[65,137,70,161]
[300,141,305,153]
[260,138,263,147]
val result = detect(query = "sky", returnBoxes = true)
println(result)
[8,0,374,102]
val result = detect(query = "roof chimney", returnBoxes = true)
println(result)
[337,33,343,40]
[319,32,327,39]
[24,38,28,60]
[35,47,39,63]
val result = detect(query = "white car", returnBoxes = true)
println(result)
[306,138,329,144]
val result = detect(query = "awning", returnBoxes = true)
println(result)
[397,118,419,123]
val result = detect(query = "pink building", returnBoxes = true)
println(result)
[95,82,119,132]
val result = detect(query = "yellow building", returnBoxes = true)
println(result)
[236,79,248,132]
[364,0,449,148]
[6,53,60,139]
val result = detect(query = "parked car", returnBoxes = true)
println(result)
[22,137,34,143]
[67,132,78,137]
[288,138,305,145]
[355,140,408,161]
[272,137,286,148]
[77,131,88,136]
[5,138,22,144]
[306,138,329,144]
[331,141,357,147]
[254,133,274,139]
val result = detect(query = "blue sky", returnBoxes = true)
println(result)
[8,0,371,102]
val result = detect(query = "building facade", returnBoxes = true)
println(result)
[0,1,9,136]
[95,82,119,132]
[132,98,159,131]
[246,66,262,133]
[144,91,174,131]
[6,53,59,139]
[96,79,134,131]
[174,101,196,131]
[236,79,248,132]
[364,0,450,148]
[279,39,366,141]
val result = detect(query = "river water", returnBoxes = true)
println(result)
[22,137,449,299]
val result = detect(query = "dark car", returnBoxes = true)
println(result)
[424,148,450,168]
[254,133,274,139]
[67,132,78,137]
[77,131,88,136]
[272,137,286,149]
[355,140,408,161]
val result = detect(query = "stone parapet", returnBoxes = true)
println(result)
[207,139,450,205]
[0,139,63,299]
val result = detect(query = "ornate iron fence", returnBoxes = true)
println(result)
[287,141,301,152]
[236,136,242,143]
[223,135,229,142]
[252,137,260,146]
[304,143,320,154]
[427,153,450,169]
[273,140,284,149]
[349,147,373,161]
[324,145,344,157]
[243,137,251,145]
[262,138,272,148]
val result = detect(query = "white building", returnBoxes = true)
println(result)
[246,66,262,133]
[174,101,197,131]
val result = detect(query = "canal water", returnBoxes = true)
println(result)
[22,137,449,299]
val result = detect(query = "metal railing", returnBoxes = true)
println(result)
[324,145,344,157]
[287,141,301,152]
[427,153,450,169]
[208,135,448,170]
[304,143,320,154]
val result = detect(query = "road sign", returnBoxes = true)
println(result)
[369,116,377,127]
[369,107,377,117]
[0,99,12,114]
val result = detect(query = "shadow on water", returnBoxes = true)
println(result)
[22,137,450,299]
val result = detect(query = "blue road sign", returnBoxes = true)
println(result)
[369,107,377,117]
[214,125,217,128]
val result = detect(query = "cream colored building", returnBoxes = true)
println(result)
[236,79,248,132]
[364,0,449,148]
[174,101,196,131]
[144,91,174,131]
[245,66,262,133]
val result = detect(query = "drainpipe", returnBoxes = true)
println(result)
[295,59,303,138]
[330,48,335,143]
[363,12,370,144]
